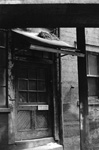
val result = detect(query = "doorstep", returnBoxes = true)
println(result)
[23,143,63,150]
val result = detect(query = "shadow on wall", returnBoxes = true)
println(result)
[63,85,80,138]
[63,85,79,121]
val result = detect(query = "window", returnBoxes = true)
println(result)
[0,30,7,106]
[87,52,99,103]
[18,66,48,104]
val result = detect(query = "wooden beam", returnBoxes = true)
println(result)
[0,4,99,28]
[1,0,99,4]
[0,108,11,112]
[77,28,88,150]
[30,45,84,57]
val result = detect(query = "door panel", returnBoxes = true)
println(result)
[15,62,53,141]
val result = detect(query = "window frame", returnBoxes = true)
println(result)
[0,30,8,108]
[17,66,48,105]
[87,51,99,105]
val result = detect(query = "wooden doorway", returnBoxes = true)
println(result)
[14,62,53,141]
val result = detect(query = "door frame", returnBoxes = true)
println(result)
[14,61,54,141]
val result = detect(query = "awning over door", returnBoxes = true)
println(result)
[12,29,84,57]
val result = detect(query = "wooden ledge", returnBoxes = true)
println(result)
[0,108,11,113]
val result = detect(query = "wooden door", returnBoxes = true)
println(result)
[15,62,53,141]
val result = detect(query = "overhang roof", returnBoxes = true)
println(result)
[13,29,72,48]
[12,29,84,57]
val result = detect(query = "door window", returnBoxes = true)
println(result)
[18,67,47,104]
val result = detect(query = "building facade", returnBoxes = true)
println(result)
[0,1,99,150]
[0,28,65,150]
[60,28,99,150]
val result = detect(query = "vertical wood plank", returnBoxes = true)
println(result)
[76,28,88,150]
[52,54,59,142]
[8,30,16,144]
[52,29,60,143]
[58,53,64,145]
[56,28,64,146]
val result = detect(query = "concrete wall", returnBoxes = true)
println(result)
[0,0,99,4]
[60,28,80,150]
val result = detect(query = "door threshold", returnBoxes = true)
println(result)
[24,143,63,150]
[15,137,54,150]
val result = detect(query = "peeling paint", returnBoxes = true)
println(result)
[8,31,16,144]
